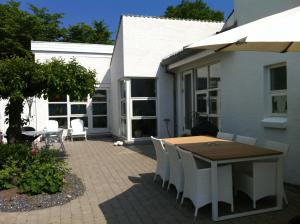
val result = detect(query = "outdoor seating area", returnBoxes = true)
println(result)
[151,134,290,221]
[0,139,298,224]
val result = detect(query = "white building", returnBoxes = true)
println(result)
[0,0,300,185]
[162,0,300,185]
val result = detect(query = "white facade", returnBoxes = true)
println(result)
[165,2,300,185]
[110,15,224,142]
[0,42,113,138]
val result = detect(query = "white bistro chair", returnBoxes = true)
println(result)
[235,140,289,208]
[164,143,184,200]
[69,119,87,141]
[178,149,234,218]
[44,120,65,151]
[235,135,257,146]
[151,136,169,188]
[217,132,235,141]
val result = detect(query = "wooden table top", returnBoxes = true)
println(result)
[163,136,282,161]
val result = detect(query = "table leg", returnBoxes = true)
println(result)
[276,156,283,209]
[211,161,219,221]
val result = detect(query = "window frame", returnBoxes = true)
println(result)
[268,63,288,116]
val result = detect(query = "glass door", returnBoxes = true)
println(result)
[183,71,193,132]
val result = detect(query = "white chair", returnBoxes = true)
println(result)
[235,140,289,208]
[151,136,169,188]
[178,149,234,218]
[69,119,87,141]
[235,135,257,145]
[44,120,65,150]
[164,143,184,200]
[217,132,234,141]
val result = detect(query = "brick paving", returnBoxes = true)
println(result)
[0,139,299,224]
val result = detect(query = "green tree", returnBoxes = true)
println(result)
[0,0,64,59]
[164,0,224,21]
[63,20,113,44]
[0,57,96,144]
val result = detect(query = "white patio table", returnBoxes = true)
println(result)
[163,136,283,221]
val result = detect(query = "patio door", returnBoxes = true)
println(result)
[182,71,193,132]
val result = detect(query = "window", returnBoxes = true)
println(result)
[131,79,157,138]
[48,89,108,130]
[48,94,68,128]
[269,65,287,114]
[120,80,127,137]
[195,63,220,127]
[92,90,108,128]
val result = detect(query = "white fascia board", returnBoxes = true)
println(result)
[167,50,215,70]
[31,41,114,55]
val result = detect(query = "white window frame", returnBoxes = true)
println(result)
[268,63,287,117]
[194,63,221,127]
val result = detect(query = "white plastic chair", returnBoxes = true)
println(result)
[69,119,87,141]
[235,135,257,145]
[164,143,184,200]
[235,140,289,208]
[178,148,234,218]
[44,120,65,150]
[217,132,234,141]
[151,136,169,188]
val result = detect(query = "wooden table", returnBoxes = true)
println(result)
[163,136,284,221]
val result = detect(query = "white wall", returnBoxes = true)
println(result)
[110,22,125,137]
[234,0,300,25]
[112,16,224,139]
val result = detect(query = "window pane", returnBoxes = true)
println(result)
[209,91,219,114]
[92,103,107,115]
[93,117,107,128]
[71,105,87,114]
[49,104,67,116]
[70,96,87,102]
[209,63,220,89]
[131,79,156,97]
[196,67,208,90]
[120,81,126,99]
[70,117,88,127]
[196,94,207,114]
[132,100,156,116]
[184,74,192,129]
[272,95,287,114]
[92,90,107,102]
[121,101,126,116]
[121,118,127,137]
[50,118,67,129]
[209,117,219,128]
[48,94,67,102]
[270,66,287,91]
[132,119,157,138]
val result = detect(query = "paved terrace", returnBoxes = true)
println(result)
[0,139,299,224]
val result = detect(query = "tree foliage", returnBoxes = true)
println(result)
[63,20,113,45]
[0,0,113,60]
[0,57,96,143]
[164,0,224,21]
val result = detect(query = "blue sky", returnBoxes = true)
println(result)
[1,0,233,38]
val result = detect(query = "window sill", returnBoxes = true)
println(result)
[261,117,287,129]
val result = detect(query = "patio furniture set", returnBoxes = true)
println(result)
[151,133,289,221]
[21,118,87,149]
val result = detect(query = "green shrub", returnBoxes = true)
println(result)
[0,144,69,194]
[19,160,69,194]
[0,160,20,189]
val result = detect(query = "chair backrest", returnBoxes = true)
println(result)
[265,140,289,157]
[46,120,59,132]
[236,135,257,146]
[71,119,84,133]
[151,136,166,163]
[217,132,234,141]
[164,143,181,171]
[178,148,198,183]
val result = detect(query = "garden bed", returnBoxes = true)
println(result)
[0,144,85,212]
[0,173,85,212]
